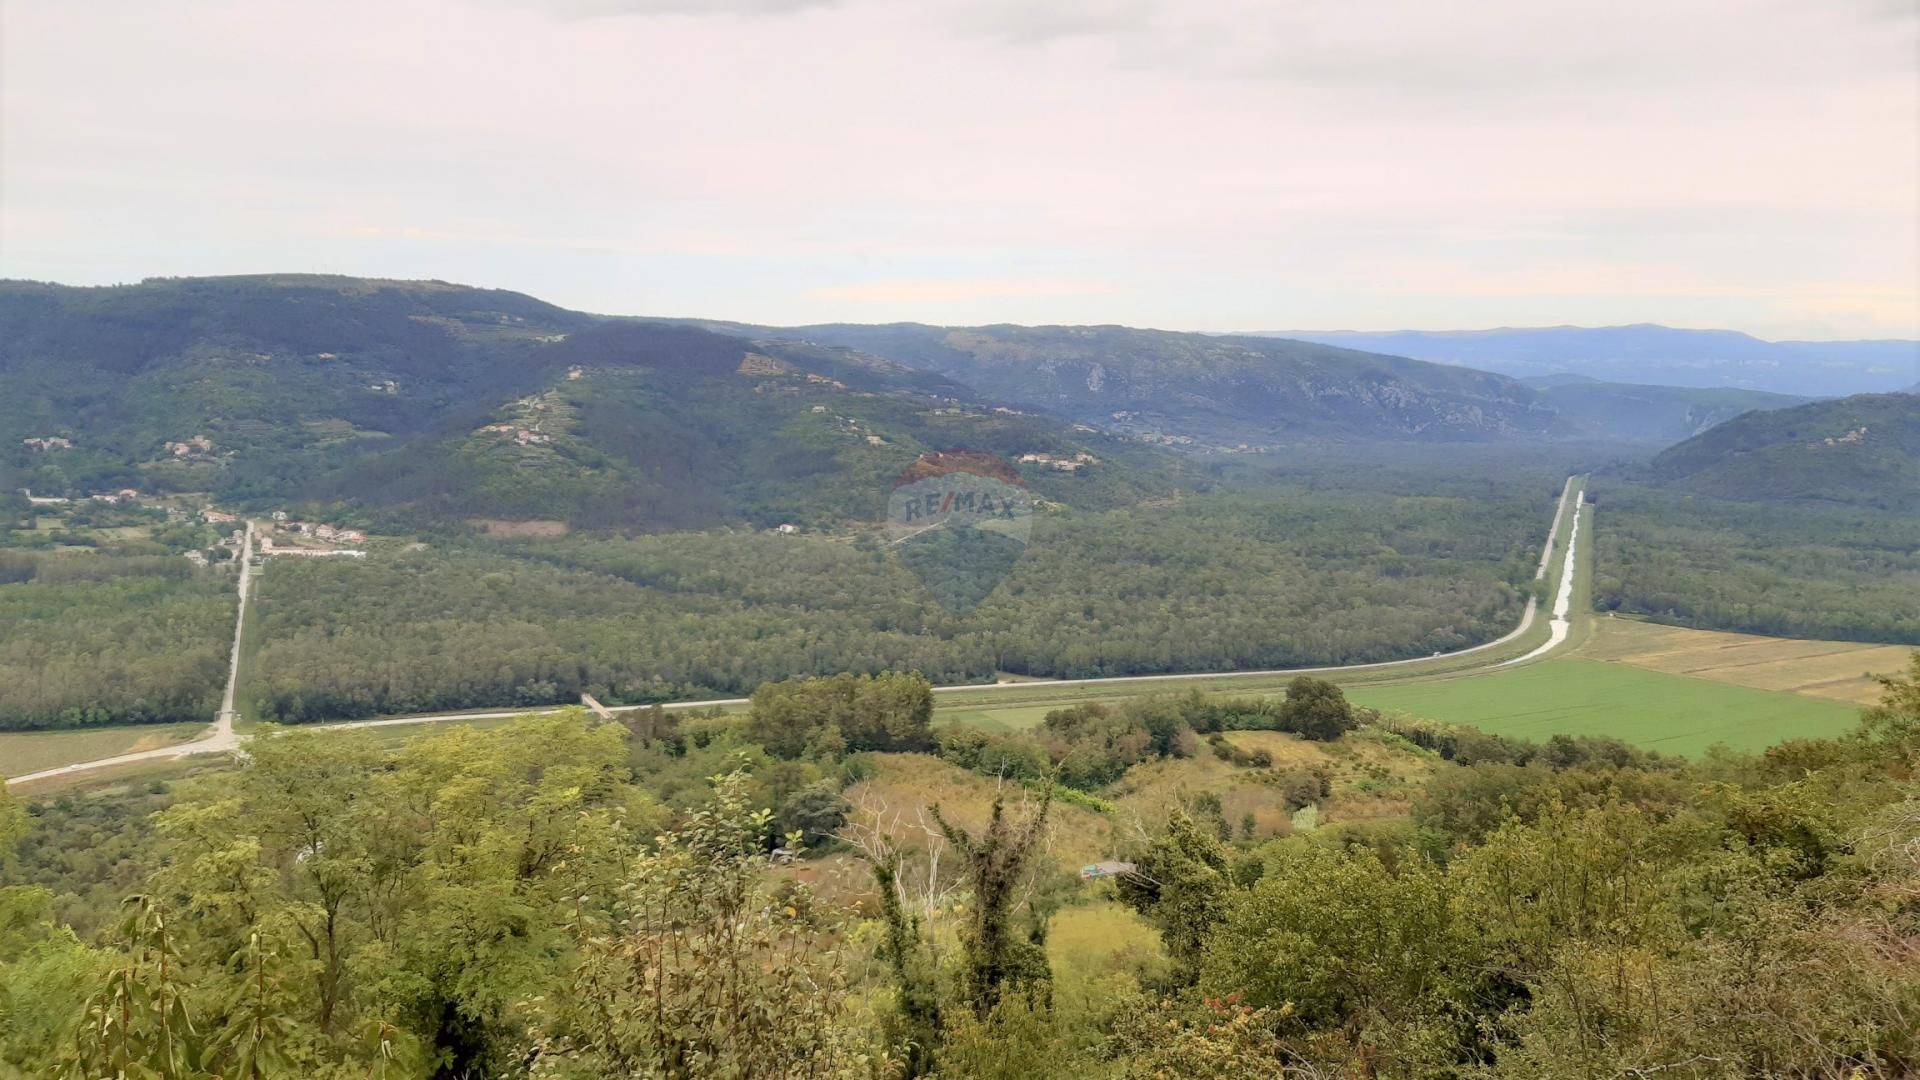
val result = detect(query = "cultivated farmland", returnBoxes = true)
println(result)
[1347,656,1861,756]
[1580,617,1914,705]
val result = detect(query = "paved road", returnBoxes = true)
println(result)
[1501,493,1583,667]
[9,479,1584,784]
[10,523,254,785]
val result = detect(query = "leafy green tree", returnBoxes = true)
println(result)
[1278,676,1357,742]
[775,780,852,849]
[933,787,1056,1018]
[527,768,882,1079]
[1115,812,1229,986]
[748,672,935,758]
[1201,843,1474,1064]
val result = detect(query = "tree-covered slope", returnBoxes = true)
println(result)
[0,277,1183,528]
[697,321,1566,446]
[1644,392,1919,509]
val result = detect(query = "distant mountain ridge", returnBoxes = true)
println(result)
[6,275,1895,528]
[1255,325,1918,398]
[680,320,1567,445]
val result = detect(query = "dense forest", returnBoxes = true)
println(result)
[1640,392,1919,510]
[3,655,1915,1078]
[0,551,231,731]
[245,491,1543,723]
[1591,485,1920,644]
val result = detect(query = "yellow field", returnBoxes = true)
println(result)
[842,753,1116,870]
[1584,618,1914,705]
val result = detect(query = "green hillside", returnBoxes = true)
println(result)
[1645,392,1919,509]
[697,321,1567,446]
[0,277,1183,529]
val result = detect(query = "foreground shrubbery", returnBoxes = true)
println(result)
[937,678,1361,792]
[2,657,1916,1078]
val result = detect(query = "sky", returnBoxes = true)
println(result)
[2,0,1917,339]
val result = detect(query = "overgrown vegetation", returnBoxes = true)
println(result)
[6,657,1914,1077]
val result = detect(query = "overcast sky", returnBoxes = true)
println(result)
[3,0,1916,338]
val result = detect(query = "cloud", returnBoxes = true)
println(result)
[808,278,1119,306]
[945,0,1916,95]
[474,0,839,18]
[2,0,1913,337]
[946,0,1159,45]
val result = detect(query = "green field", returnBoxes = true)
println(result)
[0,723,205,781]
[1347,657,1862,756]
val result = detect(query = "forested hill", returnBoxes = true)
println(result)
[10,275,1875,525]
[1644,392,1920,509]
[0,276,1185,528]
[691,320,1567,446]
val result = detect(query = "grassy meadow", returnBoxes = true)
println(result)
[0,723,204,780]
[1347,656,1862,756]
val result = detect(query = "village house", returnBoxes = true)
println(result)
[164,435,215,458]
[1017,451,1099,472]
[22,437,73,450]
[203,509,237,525]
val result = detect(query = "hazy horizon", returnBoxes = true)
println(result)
[3,0,1916,340]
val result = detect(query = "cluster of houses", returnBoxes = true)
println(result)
[1817,426,1869,448]
[1017,451,1100,472]
[258,537,367,559]
[479,423,553,446]
[164,435,216,458]
[21,436,73,451]
[266,513,366,545]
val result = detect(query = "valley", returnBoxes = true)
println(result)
[7,7,1918,1073]
[14,468,1907,785]
[1,276,1914,1080]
